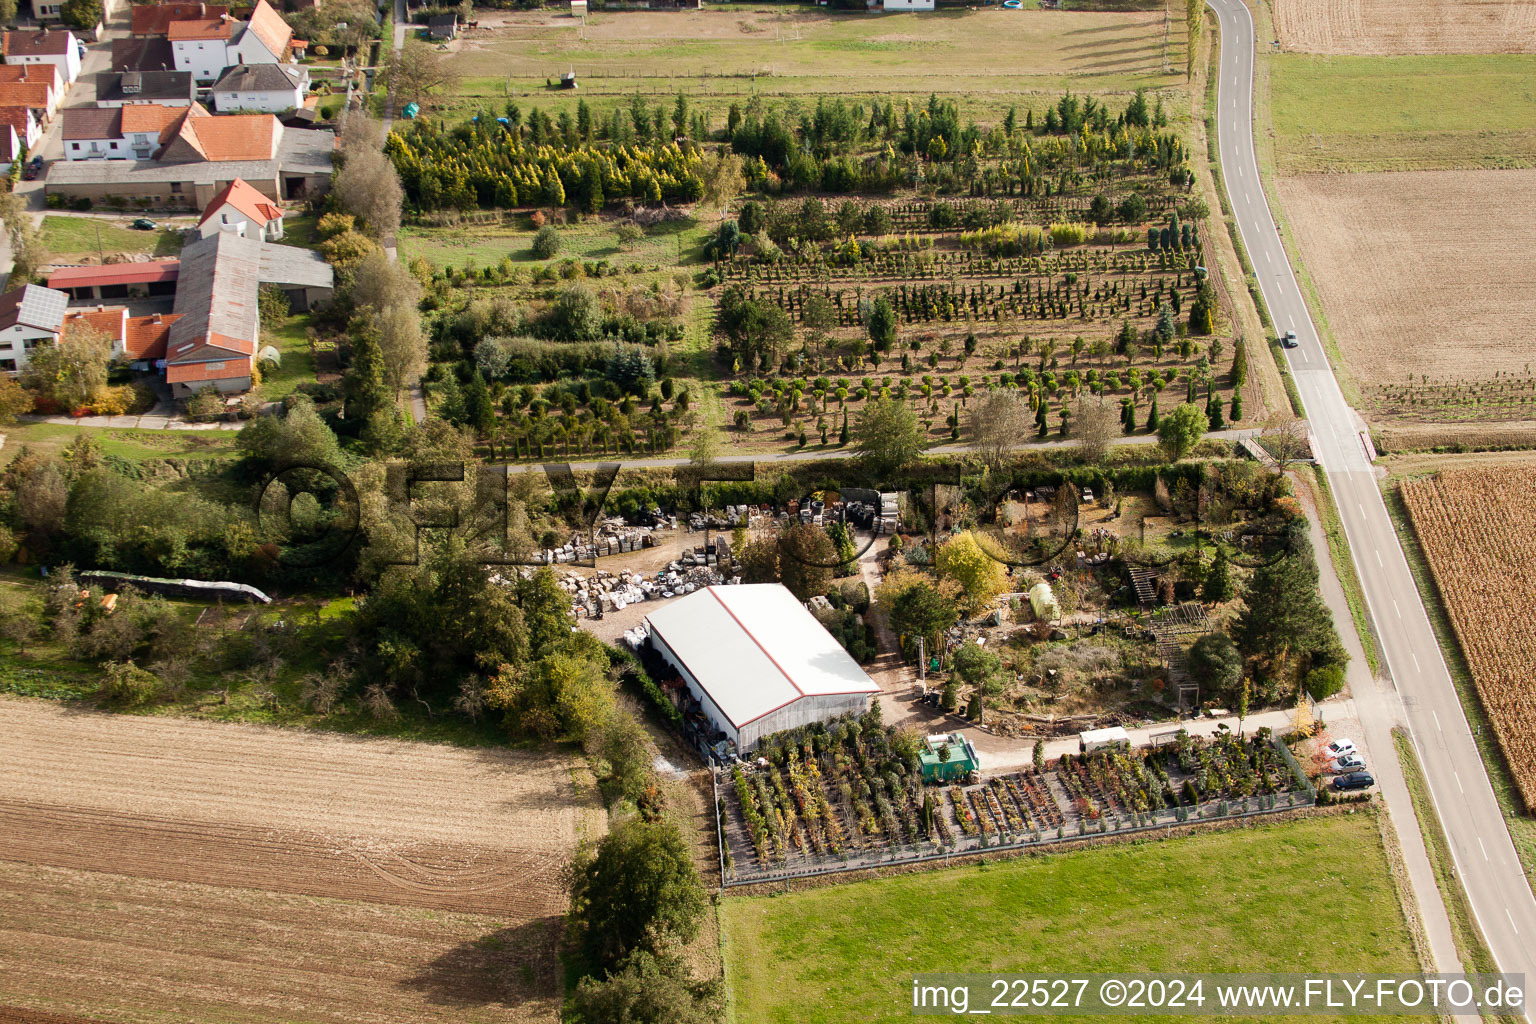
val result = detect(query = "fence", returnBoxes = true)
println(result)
[716,733,1317,888]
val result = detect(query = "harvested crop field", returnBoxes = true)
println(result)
[1277,170,1536,415]
[0,697,604,1023]
[1274,0,1536,55]
[1400,469,1536,808]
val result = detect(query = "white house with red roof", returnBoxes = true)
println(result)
[199,177,284,240]
[2,26,81,86]
[169,0,292,82]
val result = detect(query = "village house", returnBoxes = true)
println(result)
[209,62,307,114]
[131,2,230,38]
[61,102,186,161]
[0,284,68,374]
[169,0,293,83]
[94,70,195,107]
[45,102,334,207]
[3,27,82,86]
[198,177,284,240]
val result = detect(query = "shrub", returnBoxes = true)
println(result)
[98,660,161,705]
[1305,663,1345,701]
[531,224,561,259]
[185,387,225,421]
[316,211,356,238]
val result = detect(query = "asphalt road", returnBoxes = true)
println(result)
[1206,0,1536,998]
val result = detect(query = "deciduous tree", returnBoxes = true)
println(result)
[568,816,707,972]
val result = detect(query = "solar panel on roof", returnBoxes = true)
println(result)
[19,285,66,330]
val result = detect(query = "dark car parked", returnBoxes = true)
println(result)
[1332,771,1375,792]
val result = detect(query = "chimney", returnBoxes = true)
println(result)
[152,313,162,324]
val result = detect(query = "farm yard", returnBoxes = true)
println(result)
[1272,0,1536,55]
[722,813,1418,1023]
[1398,469,1536,810]
[1275,170,1536,420]
[718,719,1313,884]
[0,697,602,1024]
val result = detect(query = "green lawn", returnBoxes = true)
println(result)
[257,312,318,401]
[722,814,1417,1024]
[398,214,708,271]
[0,422,238,461]
[41,216,183,261]
[1270,54,1536,172]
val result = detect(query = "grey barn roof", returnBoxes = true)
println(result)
[169,229,261,357]
[258,242,333,290]
[44,127,334,186]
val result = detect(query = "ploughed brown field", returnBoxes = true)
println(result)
[0,697,604,1024]
[1274,0,1536,54]
[1400,469,1536,809]
[1277,169,1536,415]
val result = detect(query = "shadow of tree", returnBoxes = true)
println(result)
[400,916,566,1009]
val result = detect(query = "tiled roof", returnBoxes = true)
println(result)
[112,37,176,73]
[94,70,193,104]
[0,284,68,332]
[3,28,73,58]
[0,106,35,139]
[178,109,279,161]
[120,102,188,137]
[244,0,293,58]
[0,126,16,164]
[124,312,180,360]
[0,63,59,88]
[210,63,305,94]
[199,177,282,226]
[169,230,260,366]
[166,354,251,383]
[0,82,54,111]
[48,259,182,289]
[167,17,233,41]
[62,107,121,141]
[131,3,229,37]
[61,308,128,347]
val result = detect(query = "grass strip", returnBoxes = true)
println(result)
[1308,465,1379,675]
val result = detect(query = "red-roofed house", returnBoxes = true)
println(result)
[61,307,128,351]
[2,27,82,85]
[199,177,284,240]
[165,229,260,395]
[132,2,229,38]
[123,311,179,362]
[0,63,62,118]
[170,0,292,81]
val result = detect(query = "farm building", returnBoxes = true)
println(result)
[645,583,881,753]
[919,732,979,782]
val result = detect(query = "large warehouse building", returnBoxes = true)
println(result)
[645,583,881,753]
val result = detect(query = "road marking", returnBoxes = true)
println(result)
[1478,836,1488,861]
[1374,550,1382,567]
[1244,192,1252,205]
[1412,653,1420,672]
[1358,503,1366,519]
[1455,771,1464,794]
[1507,908,1519,935]
[1394,600,1401,618]
[1433,709,1440,730]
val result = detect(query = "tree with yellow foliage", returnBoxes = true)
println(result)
[935,530,1009,615]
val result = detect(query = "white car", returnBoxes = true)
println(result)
[1324,738,1357,760]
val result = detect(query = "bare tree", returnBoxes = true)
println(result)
[348,247,421,313]
[1261,414,1311,473]
[15,460,68,538]
[0,189,47,283]
[375,300,428,397]
[334,146,403,241]
[382,38,459,105]
[1073,397,1120,464]
[967,389,1031,470]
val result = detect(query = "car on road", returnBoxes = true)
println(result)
[1326,754,1366,774]
[1332,771,1375,792]
[1282,330,1299,348]
[130,218,158,230]
[1324,737,1357,759]
[22,156,42,180]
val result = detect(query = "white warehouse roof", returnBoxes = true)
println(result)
[645,584,880,728]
